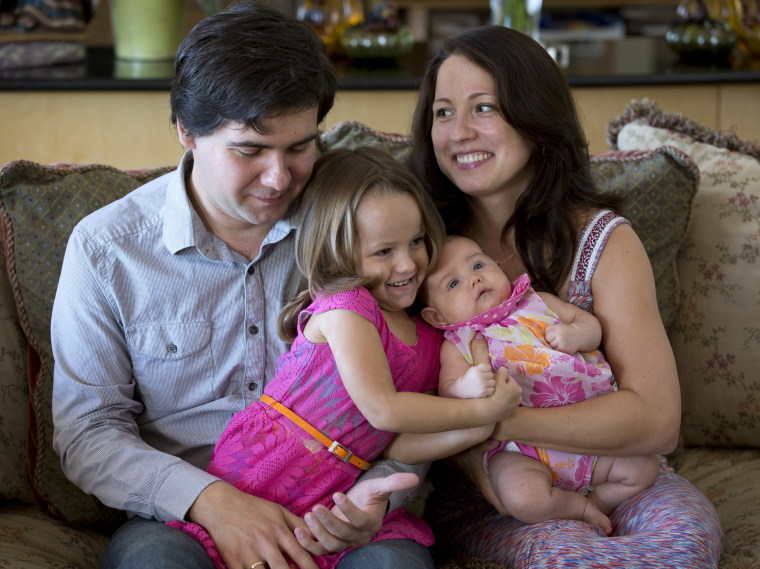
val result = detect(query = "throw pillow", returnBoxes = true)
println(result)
[609,99,760,448]
[319,120,413,162]
[0,160,173,525]
[0,241,34,504]
[590,147,699,330]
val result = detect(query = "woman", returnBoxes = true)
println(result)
[408,25,723,568]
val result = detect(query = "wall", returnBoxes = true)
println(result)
[1,82,758,170]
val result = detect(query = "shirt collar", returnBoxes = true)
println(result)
[162,150,199,254]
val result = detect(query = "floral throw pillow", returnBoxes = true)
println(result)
[609,99,760,448]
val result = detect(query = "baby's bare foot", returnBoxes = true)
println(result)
[581,499,612,535]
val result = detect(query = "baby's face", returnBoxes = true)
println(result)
[421,236,512,326]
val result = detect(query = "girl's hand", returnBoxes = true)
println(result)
[471,335,522,422]
[454,363,498,398]
[480,366,522,422]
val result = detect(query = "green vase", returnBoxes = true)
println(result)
[490,0,542,41]
[111,0,188,61]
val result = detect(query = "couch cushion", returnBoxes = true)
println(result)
[0,241,34,504]
[0,503,108,569]
[673,447,760,569]
[319,120,413,162]
[609,99,760,448]
[320,122,699,330]
[0,160,172,525]
[590,148,698,329]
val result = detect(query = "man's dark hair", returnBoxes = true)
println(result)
[170,1,338,137]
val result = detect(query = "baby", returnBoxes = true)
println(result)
[420,235,659,534]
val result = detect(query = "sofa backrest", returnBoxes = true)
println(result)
[4,117,746,527]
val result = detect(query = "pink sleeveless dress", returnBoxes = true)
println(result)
[169,286,442,568]
[437,273,615,491]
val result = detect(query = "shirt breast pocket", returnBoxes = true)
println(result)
[126,321,214,418]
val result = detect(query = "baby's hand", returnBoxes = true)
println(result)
[452,363,497,399]
[545,323,582,355]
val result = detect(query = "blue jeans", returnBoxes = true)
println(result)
[101,516,434,569]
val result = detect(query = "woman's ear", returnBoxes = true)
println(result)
[176,119,195,149]
[421,306,447,327]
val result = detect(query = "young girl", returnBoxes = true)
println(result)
[169,148,521,569]
[419,236,660,535]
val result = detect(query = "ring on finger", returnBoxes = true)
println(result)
[250,563,267,569]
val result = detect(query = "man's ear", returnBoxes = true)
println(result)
[421,306,447,327]
[176,118,196,149]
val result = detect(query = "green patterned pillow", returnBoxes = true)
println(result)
[591,147,699,329]
[0,241,33,504]
[319,120,412,162]
[0,160,172,525]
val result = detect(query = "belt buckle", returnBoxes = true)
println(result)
[328,441,353,463]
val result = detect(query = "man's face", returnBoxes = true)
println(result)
[182,107,320,235]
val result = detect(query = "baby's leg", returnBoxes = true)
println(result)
[589,454,661,514]
[488,451,612,535]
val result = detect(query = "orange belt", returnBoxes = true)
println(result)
[260,394,371,470]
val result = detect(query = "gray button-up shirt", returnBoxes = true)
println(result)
[52,152,301,521]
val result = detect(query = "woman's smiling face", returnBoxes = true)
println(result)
[430,54,534,199]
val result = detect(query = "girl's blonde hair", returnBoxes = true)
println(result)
[278,146,445,342]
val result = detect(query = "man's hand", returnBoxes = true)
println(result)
[188,481,318,569]
[294,472,419,555]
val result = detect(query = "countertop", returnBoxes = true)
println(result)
[1,36,759,91]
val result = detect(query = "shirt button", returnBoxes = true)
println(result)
[247,382,257,391]
[249,325,259,335]
[247,265,255,275]
[167,343,178,354]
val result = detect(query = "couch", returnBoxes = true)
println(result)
[0,100,758,568]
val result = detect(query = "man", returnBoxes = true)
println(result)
[51,3,433,568]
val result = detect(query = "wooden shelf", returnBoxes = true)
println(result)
[395,0,677,9]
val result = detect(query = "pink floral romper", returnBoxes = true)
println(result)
[168,286,442,568]
[437,273,615,492]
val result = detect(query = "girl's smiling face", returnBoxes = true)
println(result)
[431,54,534,199]
[355,192,429,313]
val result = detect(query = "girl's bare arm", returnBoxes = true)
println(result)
[315,309,517,433]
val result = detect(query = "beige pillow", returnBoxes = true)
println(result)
[610,100,760,448]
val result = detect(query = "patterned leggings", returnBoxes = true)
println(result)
[425,458,722,568]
